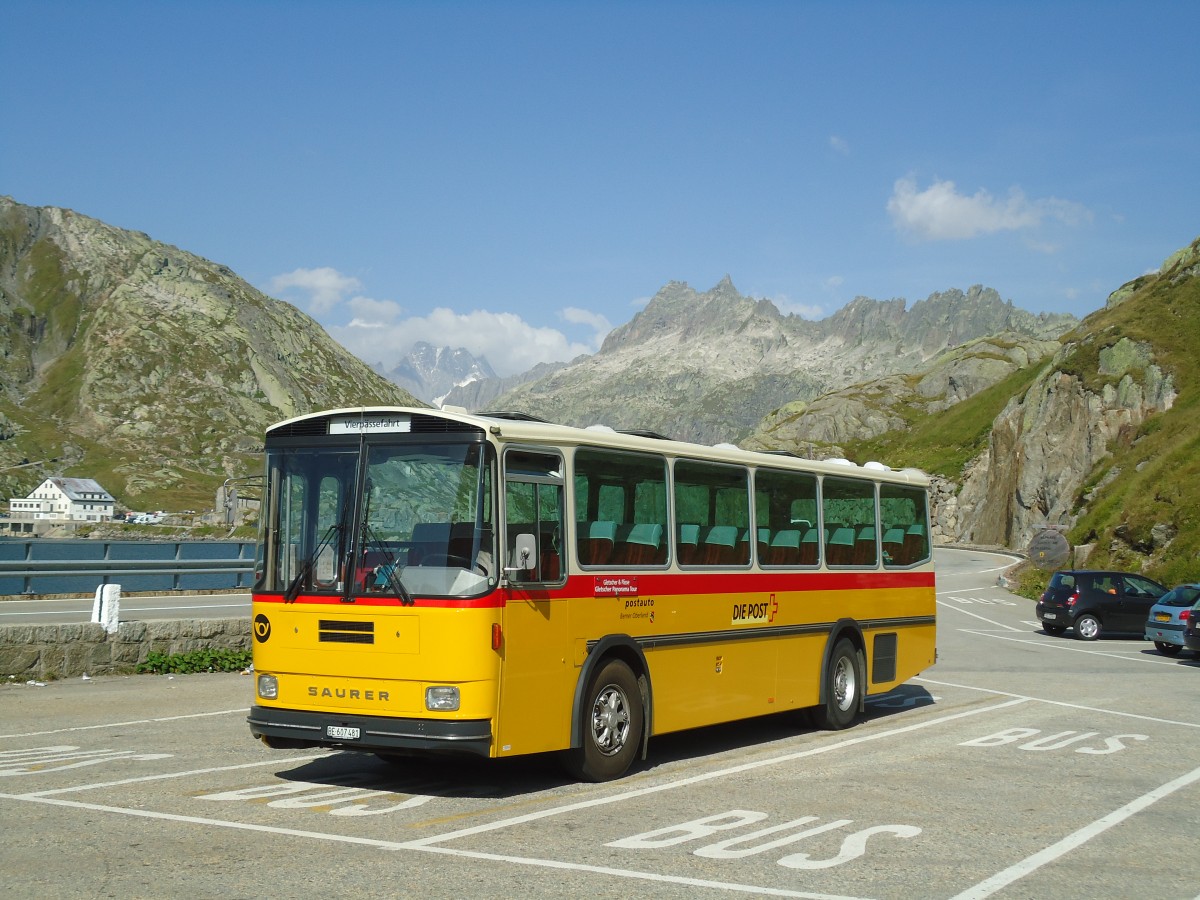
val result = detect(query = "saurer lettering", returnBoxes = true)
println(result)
[308,687,390,701]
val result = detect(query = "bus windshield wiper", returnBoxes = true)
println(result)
[282,557,313,604]
[358,480,414,605]
[283,520,344,603]
[362,523,414,606]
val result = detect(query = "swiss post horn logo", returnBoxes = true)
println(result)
[253,614,272,643]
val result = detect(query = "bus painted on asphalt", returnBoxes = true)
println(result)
[248,407,936,780]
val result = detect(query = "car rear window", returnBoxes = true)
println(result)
[1162,587,1200,607]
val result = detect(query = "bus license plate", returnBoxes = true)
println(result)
[326,725,360,740]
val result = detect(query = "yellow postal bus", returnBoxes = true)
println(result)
[248,407,936,780]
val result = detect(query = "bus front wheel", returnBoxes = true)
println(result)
[565,658,643,782]
[811,638,861,730]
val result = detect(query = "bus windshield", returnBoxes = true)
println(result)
[257,440,495,600]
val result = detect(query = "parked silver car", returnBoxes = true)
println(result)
[1145,583,1200,656]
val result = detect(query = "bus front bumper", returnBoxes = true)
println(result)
[247,705,493,758]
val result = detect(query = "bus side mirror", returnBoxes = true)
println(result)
[504,534,538,576]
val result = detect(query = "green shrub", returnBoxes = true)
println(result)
[1008,562,1052,601]
[136,648,251,674]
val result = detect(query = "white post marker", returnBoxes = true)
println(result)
[91,583,121,634]
[90,585,103,624]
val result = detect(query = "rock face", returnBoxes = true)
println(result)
[0,197,419,507]
[948,337,1176,549]
[485,278,1076,444]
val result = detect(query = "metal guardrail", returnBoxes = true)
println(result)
[0,540,256,595]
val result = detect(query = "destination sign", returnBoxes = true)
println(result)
[329,415,412,434]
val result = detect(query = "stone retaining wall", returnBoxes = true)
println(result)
[0,618,250,681]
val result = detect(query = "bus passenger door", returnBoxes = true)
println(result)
[496,450,572,757]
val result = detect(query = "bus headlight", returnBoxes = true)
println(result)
[425,686,460,711]
[257,673,279,700]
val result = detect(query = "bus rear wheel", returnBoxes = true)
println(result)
[565,658,643,782]
[811,638,861,730]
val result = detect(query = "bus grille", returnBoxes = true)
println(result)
[318,620,375,644]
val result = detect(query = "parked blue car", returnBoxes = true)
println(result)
[1145,584,1200,656]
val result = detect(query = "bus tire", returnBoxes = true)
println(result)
[812,638,860,730]
[565,658,643,782]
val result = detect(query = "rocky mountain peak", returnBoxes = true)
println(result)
[384,342,497,404]
[485,274,1078,445]
[600,277,777,354]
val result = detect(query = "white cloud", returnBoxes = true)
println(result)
[346,295,403,322]
[267,267,364,314]
[887,176,1090,242]
[561,306,612,344]
[267,267,613,379]
[327,306,603,379]
[829,135,850,155]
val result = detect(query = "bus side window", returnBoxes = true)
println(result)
[573,448,668,569]
[880,483,930,567]
[674,460,750,567]
[754,468,818,568]
[504,449,565,583]
[822,476,877,568]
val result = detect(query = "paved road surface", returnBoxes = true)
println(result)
[0,591,250,624]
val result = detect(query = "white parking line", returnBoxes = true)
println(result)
[916,675,1200,729]
[950,764,1200,899]
[14,753,331,797]
[957,629,1190,667]
[0,791,416,848]
[936,602,1024,631]
[0,708,249,740]
[408,842,866,899]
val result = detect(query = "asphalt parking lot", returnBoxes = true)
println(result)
[2,548,1198,899]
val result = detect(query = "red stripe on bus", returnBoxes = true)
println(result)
[254,568,932,609]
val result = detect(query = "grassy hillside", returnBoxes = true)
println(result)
[1064,251,1200,585]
